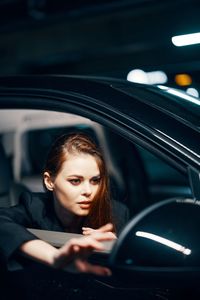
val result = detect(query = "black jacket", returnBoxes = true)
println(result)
[0,191,129,263]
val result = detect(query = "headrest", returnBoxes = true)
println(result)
[0,143,12,196]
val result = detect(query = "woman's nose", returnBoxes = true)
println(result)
[82,182,92,195]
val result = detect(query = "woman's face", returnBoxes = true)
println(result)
[51,153,101,217]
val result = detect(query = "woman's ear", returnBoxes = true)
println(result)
[44,172,54,191]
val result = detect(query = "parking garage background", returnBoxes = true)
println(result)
[0,0,200,94]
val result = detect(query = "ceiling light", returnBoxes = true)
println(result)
[127,69,167,84]
[175,74,192,86]
[186,88,199,98]
[127,69,148,84]
[172,32,200,47]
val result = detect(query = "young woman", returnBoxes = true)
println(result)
[0,133,129,274]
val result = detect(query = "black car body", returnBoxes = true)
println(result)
[0,75,200,299]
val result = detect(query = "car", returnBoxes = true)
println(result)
[0,75,199,299]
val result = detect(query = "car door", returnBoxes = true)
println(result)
[0,75,200,300]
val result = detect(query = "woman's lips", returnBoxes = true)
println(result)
[78,201,92,209]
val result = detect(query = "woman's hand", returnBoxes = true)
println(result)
[20,230,115,276]
[82,223,117,239]
[52,231,115,275]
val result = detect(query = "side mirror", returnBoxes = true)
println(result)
[109,198,200,287]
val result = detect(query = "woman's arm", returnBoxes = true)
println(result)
[19,231,114,275]
[82,223,117,238]
[0,204,37,261]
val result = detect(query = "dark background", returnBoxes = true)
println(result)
[0,0,200,91]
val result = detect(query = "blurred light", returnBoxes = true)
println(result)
[127,69,167,84]
[147,71,168,84]
[172,32,200,46]
[186,88,199,98]
[175,74,192,86]
[136,231,191,255]
[127,69,148,84]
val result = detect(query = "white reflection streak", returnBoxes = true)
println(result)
[167,89,200,105]
[155,129,200,159]
[136,231,191,255]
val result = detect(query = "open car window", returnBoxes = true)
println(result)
[0,108,191,217]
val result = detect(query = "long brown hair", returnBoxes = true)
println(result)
[43,132,115,231]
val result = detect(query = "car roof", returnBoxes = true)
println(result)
[0,75,199,130]
[0,75,199,170]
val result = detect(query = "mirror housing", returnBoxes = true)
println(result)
[109,198,200,287]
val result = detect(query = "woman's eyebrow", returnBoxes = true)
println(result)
[67,174,100,178]
[92,174,101,179]
[67,175,83,178]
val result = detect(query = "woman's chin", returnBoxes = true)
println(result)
[76,208,90,216]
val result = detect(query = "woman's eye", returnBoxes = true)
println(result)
[91,177,101,185]
[68,179,81,185]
